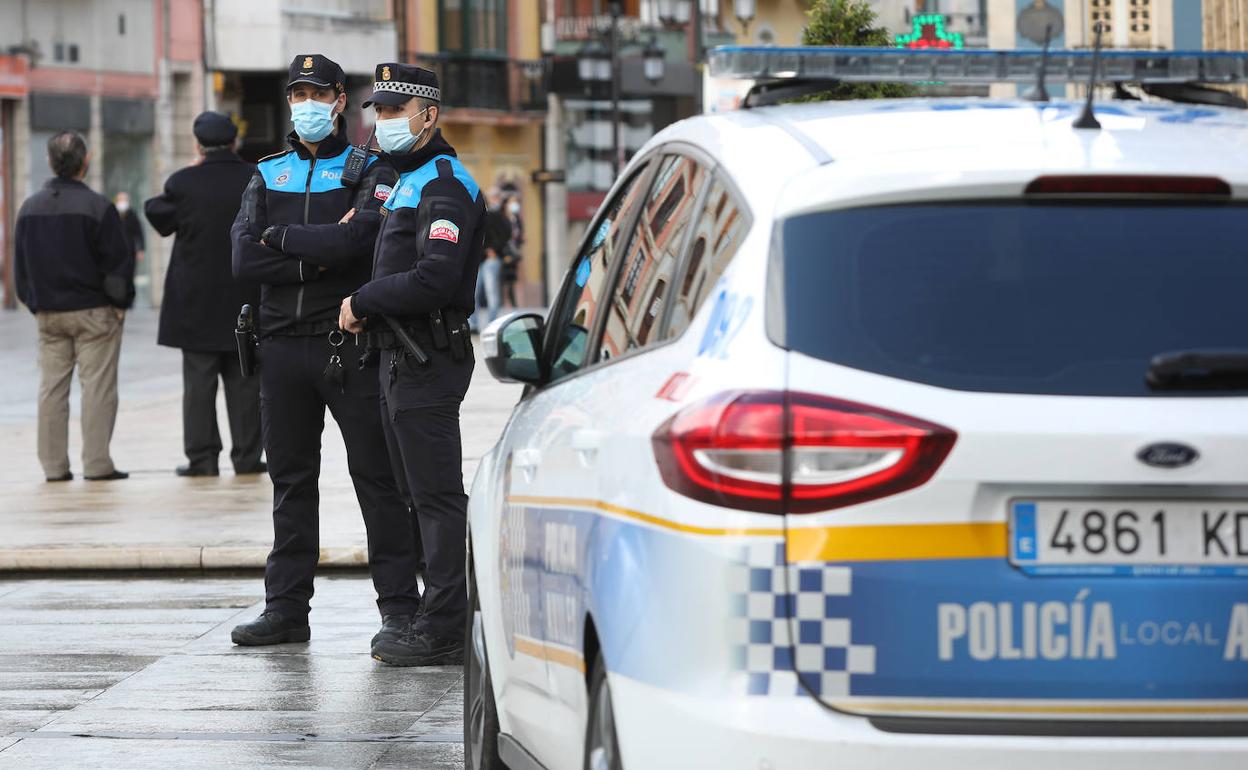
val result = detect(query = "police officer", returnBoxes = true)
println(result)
[144,112,263,477]
[338,63,484,666]
[229,54,422,649]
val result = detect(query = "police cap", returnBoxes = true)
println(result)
[362,63,441,108]
[192,111,237,146]
[287,54,345,93]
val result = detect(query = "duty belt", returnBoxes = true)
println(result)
[262,319,341,338]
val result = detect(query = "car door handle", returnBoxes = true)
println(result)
[572,429,602,468]
[513,448,541,482]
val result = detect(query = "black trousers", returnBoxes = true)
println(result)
[379,343,474,640]
[182,349,263,472]
[259,334,421,619]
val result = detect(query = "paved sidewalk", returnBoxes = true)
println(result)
[0,574,464,768]
[0,308,522,571]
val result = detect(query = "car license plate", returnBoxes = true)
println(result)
[1010,500,1248,576]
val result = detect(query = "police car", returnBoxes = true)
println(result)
[465,46,1248,770]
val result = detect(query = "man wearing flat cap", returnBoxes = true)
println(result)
[339,62,486,667]
[144,111,263,478]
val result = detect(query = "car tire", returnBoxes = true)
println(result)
[464,563,504,770]
[584,651,623,770]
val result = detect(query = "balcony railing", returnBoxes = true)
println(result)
[411,54,547,113]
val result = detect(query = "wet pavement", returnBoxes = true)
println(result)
[0,307,522,570]
[0,573,464,768]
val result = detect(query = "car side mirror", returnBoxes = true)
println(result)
[482,311,545,385]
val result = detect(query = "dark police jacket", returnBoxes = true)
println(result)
[230,129,397,336]
[14,178,135,314]
[144,149,259,352]
[352,131,484,323]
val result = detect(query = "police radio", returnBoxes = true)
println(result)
[340,126,375,188]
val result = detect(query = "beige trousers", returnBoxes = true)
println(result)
[36,306,124,478]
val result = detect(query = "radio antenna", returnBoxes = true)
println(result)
[1074,21,1105,130]
[1025,24,1054,102]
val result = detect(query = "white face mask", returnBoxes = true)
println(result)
[115,200,129,213]
[507,201,520,216]
[375,107,430,154]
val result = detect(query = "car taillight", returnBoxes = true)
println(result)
[652,391,956,514]
[1024,175,1231,197]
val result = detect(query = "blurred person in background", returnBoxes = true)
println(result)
[113,192,145,270]
[144,111,264,478]
[501,194,523,308]
[470,187,509,330]
[14,131,134,482]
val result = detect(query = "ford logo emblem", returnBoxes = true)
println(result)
[1137,442,1200,469]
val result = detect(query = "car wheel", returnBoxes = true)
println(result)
[464,564,504,770]
[584,651,623,770]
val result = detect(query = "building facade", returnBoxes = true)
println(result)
[0,0,205,308]
[399,0,547,308]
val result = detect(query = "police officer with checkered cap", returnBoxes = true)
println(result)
[228,54,423,652]
[338,62,487,666]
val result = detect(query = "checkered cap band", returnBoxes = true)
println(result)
[372,82,441,102]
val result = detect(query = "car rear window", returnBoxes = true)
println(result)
[779,202,1248,396]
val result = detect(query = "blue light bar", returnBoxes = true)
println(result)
[707,46,1248,85]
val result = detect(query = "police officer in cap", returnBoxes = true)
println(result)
[230,54,422,650]
[144,111,263,478]
[339,63,484,666]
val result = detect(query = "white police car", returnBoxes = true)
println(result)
[464,47,1248,770]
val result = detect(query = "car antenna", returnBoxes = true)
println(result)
[1074,21,1105,130]
[1025,24,1053,102]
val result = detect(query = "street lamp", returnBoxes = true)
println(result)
[734,0,756,33]
[578,39,609,83]
[643,37,666,85]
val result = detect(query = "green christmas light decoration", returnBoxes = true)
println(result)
[896,13,965,50]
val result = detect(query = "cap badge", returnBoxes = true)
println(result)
[303,56,314,68]
[382,66,391,81]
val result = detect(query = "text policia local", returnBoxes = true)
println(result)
[937,596,1248,663]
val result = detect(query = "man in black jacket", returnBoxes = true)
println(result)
[228,55,420,650]
[145,112,264,478]
[15,131,134,482]
[339,63,485,666]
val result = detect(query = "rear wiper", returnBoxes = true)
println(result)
[1146,349,1248,390]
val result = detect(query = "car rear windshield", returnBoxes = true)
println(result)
[779,202,1248,396]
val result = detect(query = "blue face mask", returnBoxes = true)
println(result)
[290,98,336,142]
[375,108,429,154]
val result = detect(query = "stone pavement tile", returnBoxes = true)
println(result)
[0,690,105,711]
[0,736,394,770]
[0,624,206,655]
[0,608,245,625]
[370,741,465,769]
[0,711,59,736]
[0,654,157,674]
[133,651,427,676]
[105,660,463,698]
[411,685,464,732]
[0,673,131,690]
[81,685,452,714]
[39,709,427,737]
[0,738,16,753]
[0,578,258,610]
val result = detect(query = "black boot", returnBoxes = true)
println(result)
[370,613,414,649]
[231,610,310,646]
[177,464,219,477]
[372,628,463,667]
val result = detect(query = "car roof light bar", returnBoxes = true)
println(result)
[708,46,1248,86]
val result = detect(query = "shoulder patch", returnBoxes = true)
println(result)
[373,183,393,202]
[429,219,460,244]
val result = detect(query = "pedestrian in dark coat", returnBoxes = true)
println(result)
[144,111,264,477]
